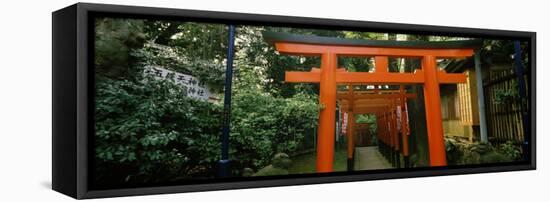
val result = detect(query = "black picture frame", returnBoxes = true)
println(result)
[52,2,536,199]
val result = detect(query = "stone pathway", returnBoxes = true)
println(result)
[354,146,393,170]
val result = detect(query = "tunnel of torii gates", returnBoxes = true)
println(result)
[263,32,481,173]
[339,86,416,169]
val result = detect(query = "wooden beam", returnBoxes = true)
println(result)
[285,71,320,83]
[353,107,388,114]
[335,71,425,84]
[275,42,475,57]
[285,67,346,83]
[338,93,417,100]
[341,103,393,109]
[286,68,466,84]
[437,70,467,83]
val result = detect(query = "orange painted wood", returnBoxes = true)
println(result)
[275,42,474,57]
[354,108,388,114]
[375,56,389,73]
[340,102,393,109]
[399,86,410,156]
[348,104,392,108]
[338,93,417,100]
[335,71,425,84]
[380,115,386,144]
[422,55,447,166]
[347,112,355,159]
[285,71,320,83]
[286,69,465,84]
[339,89,404,93]
[355,97,404,103]
[346,98,399,104]
[437,70,467,83]
[286,71,427,84]
[285,67,351,83]
[388,110,395,149]
[390,100,399,151]
[316,53,338,172]
[347,86,355,159]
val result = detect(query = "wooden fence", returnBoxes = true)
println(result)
[483,67,529,144]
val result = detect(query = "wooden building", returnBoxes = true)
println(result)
[440,62,481,142]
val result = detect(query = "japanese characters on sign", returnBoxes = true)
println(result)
[144,66,213,101]
[341,111,348,134]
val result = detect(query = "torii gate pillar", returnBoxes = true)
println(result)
[422,55,447,166]
[317,53,338,172]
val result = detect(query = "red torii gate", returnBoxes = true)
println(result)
[264,32,477,172]
[340,87,416,168]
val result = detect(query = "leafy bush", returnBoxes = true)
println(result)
[230,90,318,170]
[493,88,518,104]
[94,76,223,185]
[445,138,516,165]
[94,75,319,184]
[94,18,146,79]
[497,141,523,161]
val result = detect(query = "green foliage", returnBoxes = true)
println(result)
[235,26,345,97]
[356,114,376,124]
[445,138,517,165]
[146,21,229,61]
[95,18,146,79]
[94,76,223,184]
[493,79,519,105]
[483,40,526,65]
[288,149,348,174]
[479,151,510,164]
[493,88,519,104]
[497,141,522,161]
[343,31,387,40]
[230,90,319,169]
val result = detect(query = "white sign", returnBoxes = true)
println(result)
[145,66,215,101]
[341,112,348,134]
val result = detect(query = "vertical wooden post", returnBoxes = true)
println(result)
[375,56,389,73]
[347,85,355,171]
[400,86,410,156]
[389,110,392,148]
[392,100,399,151]
[380,114,383,140]
[422,55,447,166]
[317,53,338,172]
[391,100,400,168]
